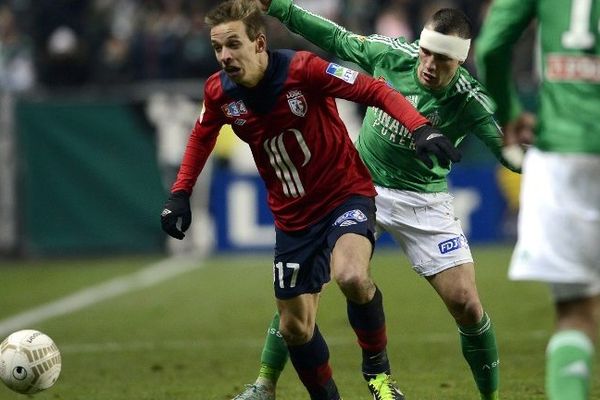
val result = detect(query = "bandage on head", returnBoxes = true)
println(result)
[419,28,471,62]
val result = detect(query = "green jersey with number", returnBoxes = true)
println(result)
[268,0,514,193]
[476,0,600,154]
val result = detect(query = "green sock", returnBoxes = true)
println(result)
[458,312,500,399]
[258,312,288,383]
[546,330,594,400]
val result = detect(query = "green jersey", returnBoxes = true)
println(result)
[476,0,600,154]
[268,0,515,193]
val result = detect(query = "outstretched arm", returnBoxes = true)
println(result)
[161,97,222,240]
[303,53,461,167]
[259,0,399,75]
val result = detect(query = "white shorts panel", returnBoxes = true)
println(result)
[509,148,600,286]
[375,186,473,276]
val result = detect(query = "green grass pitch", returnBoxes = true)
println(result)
[0,246,598,399]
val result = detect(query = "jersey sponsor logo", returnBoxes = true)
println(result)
[286,90,308,117]
[333,209,368,227]
[438,234,469,254]
[221,100,248,118]
[326,63,358,84]
[372,108,411,145]
[546,54,600,83]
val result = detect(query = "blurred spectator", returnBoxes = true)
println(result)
[33,0,92,87]
[0,4,35,92]
[374,5,413,39]
[297,0,341,21]
[180,6,218,79]
[89,0,137,84]
[130,0,190,80]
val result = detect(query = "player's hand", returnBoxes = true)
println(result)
[412,125,462,169]
[503,112,535,147]
[255,0,271,12]
[160,191,191,240]
[501,112,536,169]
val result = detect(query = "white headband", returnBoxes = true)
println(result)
[419,28,471,62]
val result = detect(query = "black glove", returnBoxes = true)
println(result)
[412,125,462,169]
[160,191,191,240]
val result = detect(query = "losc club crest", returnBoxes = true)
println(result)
[286,90,307,117]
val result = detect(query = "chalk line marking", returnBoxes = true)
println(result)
[0,256,204,337]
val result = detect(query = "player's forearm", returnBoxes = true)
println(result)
[171,121,217,194]
[476,122,522,172]
[375,84,429,132]
[268,0,362,66]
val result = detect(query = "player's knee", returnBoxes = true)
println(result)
[334,264,369,292]
[279,319,313,346]
[446,289,482,325]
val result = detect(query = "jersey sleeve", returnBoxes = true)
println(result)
[302,53,428,132]
[475,0,536,125]
[268,0,396,74]
[170,87,223,194]
[463,97,521,173]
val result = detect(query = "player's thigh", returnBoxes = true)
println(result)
[376,187,473,276]
[328,196,376,279]
[273,226,332,300]
[331,233,372,279]
[427,261,478,301]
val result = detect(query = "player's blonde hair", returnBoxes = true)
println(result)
[205,0,266,41]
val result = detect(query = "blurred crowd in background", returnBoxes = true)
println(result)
[0,0,536,93]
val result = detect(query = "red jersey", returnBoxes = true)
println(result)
[172,50,428,231]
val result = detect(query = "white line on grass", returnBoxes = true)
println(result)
[0,255,204,337]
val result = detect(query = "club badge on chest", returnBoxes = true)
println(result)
[287,90,307,117]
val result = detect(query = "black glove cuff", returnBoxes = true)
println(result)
[170,190,190,200]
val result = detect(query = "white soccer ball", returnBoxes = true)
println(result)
[0,330,61,394]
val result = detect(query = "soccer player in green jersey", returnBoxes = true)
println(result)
[232,1,521,399]
[476,1,600,399]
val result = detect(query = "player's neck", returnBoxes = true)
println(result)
[241,52,269,88]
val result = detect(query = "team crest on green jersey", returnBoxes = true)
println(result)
[427,110,441,127]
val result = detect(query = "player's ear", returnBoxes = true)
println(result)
[255,33,267,53]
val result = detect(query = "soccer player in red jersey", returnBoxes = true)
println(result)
[160,1,459,399]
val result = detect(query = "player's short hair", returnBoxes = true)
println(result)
[205,0,266,41]
[427,8,472,39]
